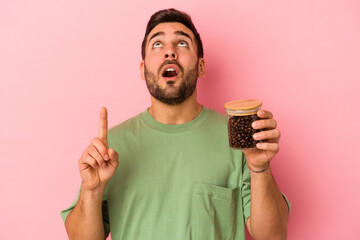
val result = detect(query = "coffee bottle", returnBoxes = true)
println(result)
[225,99,263,150]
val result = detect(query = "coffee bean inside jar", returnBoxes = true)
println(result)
[225,99,263,150]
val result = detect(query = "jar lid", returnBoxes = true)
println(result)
[224,99,263,110]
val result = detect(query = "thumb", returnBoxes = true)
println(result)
[108,148,119,169]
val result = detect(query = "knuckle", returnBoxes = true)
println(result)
[261,142,269,149]
[258,120,265,128]
[85,154,93,162]
[90,159,97,168]
[91,137,99,145]
[259,132,265,139]
[100,152,107,159]
[88,145,95,153]
[80,155,89,165]
[276,129,281,138]
[273,119,277,128]
[95,155,103,163]
[274,144,279,152]
[100,146,107,155]
[90,156,98,164]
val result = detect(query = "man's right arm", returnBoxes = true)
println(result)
[64,107,119,240]
[65,187,107,240]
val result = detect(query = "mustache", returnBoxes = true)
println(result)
[158,60,184,75]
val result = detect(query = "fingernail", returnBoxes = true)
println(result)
[253,133,259,140]
[257,143,264,148]
[102,163,107,168]
[252,122,259,128]
[259,110,265,115]
[104,154,109,160]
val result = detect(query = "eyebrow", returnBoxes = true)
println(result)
[148,30,194,44]
[148,31,164,43]
[174,31,193,42]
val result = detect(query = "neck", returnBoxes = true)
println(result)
[148,89,203,125]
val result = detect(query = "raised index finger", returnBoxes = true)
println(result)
[99,106,108,143]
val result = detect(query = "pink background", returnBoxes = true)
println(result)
[1,0,359,239]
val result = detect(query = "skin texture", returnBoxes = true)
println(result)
[65,107,119,240]
[144,59,199,106]
[243,110,290,239]
[65,21,289,240]
[140,22,205,123]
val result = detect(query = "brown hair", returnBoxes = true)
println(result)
[141,8,204,60]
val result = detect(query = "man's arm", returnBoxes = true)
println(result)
[64,107,119,239]
[242,109,289,239]
[246,168,289,239]
[65,187,107,240]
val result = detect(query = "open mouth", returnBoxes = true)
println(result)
[162,65,179,78]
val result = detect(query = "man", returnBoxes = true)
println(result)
[61,8,290,240]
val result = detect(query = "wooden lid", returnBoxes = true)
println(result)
[224,99,263,110]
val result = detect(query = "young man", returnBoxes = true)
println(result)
[61,8,290,240]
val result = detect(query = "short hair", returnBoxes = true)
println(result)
[141,8,204,60]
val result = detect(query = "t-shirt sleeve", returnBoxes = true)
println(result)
[60,189,80,223]
[60,187,110,237]
[240,153,251,224]
[282,193,292,213]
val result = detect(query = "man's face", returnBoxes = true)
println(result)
[140,22,205,105]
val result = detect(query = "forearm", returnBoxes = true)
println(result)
[65,186,106,240]
[248,167,289,240]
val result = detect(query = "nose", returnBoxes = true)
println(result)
[165,53,176,59]
[164,46,177,60]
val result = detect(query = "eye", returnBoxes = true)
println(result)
[153,41,162,48]
[178,41,188,47]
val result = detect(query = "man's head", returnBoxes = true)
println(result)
[140,9,205,106]
[141,8,204,60]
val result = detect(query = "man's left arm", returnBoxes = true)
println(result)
[242,109,290,240]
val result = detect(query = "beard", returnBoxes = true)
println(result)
[144,60,198,106]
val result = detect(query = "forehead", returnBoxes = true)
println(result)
[147,22,195,43]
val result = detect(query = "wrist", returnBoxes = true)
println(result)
[81,183,106,199]
[247,161,270,173]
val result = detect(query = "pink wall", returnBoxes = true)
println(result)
[1,0,359,239]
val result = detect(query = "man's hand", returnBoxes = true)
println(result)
[242,109,280,171]
[78,107,119,191]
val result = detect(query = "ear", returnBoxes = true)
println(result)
[140,60,145,80]
[197,58,206,78]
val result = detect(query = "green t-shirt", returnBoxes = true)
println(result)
[61,106,288,239]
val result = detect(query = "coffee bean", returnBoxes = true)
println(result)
[228,114,262,149]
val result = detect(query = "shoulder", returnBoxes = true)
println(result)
[203,107,228,127]
[108,114,140,134]
[206,108,227,120]
[107,112,143,143]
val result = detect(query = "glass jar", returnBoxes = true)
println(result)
[225,99,263,150]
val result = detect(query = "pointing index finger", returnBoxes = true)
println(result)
[99,106,108,144]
